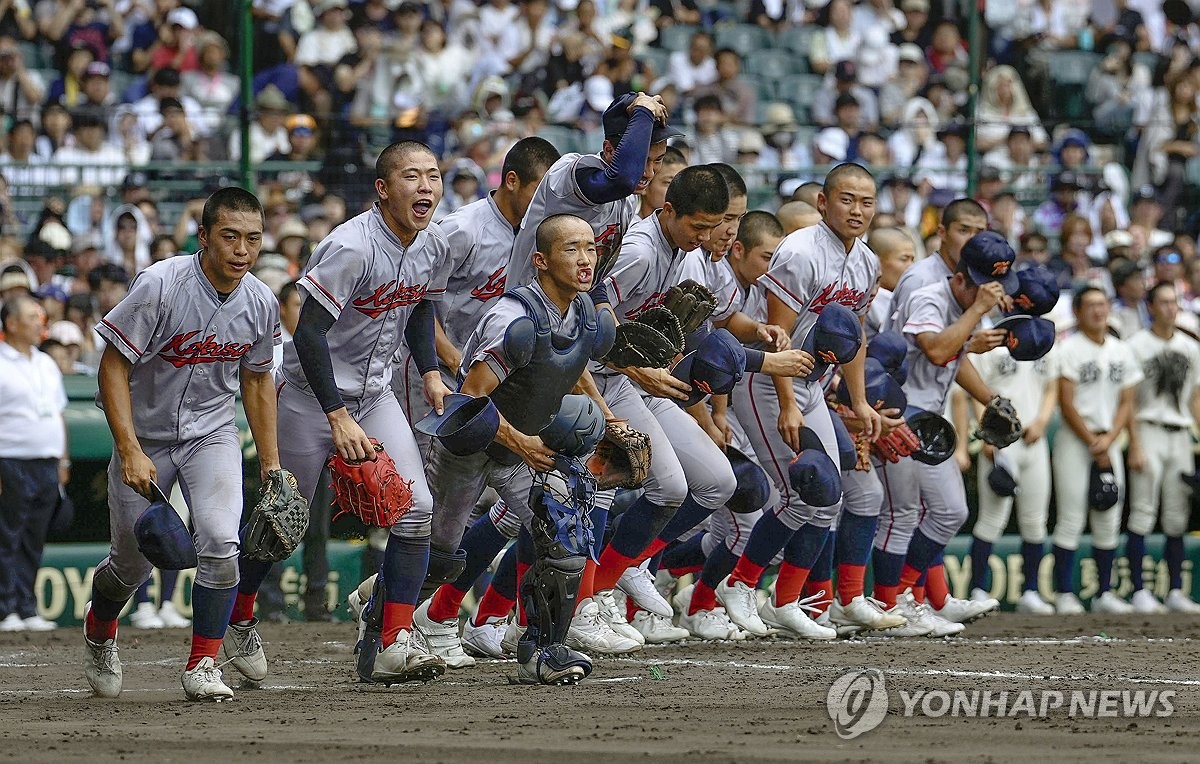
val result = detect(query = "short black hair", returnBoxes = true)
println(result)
[535,213,587,256]
[715,47,739,61]
[1147,280,1176,304]
[1072,284,1107,310]
[736,211,783,251]
[7,119,33,136]
[202,186,264,232]
[954,258,978,288]
[375,140,436,181]
[822,162,875,199]
[707,162,747,197]
[694,94,723,113]
[87,262,128,290]
[0,292,34,332]
[942,198,987,228]
[665,165,729,217]
[662,146,687,168]
[278,279,300,303]
[501,136,561,185]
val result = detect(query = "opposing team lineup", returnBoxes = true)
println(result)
[82,92,1200,700]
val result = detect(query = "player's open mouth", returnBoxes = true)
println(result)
[412,200,433,217]
[635,179,651,192]
[229,262,248,272]
[577,267,592,284]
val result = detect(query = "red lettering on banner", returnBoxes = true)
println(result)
[158,331,253,367]
[352,280,428,318]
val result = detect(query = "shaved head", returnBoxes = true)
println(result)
[868,226,913,256]
[535,213,588,255]
[776,201,821,234]
[792,182,823,208]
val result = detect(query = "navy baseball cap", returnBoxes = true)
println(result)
[1006,266,1059,316]
[672,328,747,408]
[837,357,907,412]
[787,428,842,507]
[135,482,197,570]
[960,231,1019,294]
[866,330,909,385]
[801,303,862,382]
[993,315,1055,361]
[414,393,501,455]
[602,93,684,144]
[987,450,1018,497]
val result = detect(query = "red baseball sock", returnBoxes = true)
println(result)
[774,562,810,607]
[911,585,926,604]
[381,602,415,647]
[186,635,223,670]
[689,581,718,614]
[426,584,464,623]
[727,556,767,589]
[593,547,638,592]
[874,583,899,609]
[230,592,256,624]
[516,560,530,626]
[836,563,866,605]
[85,609,117,642]
[926,564,950,609]
[576,559,597,605]
[472,585,516,625]
[803,579,832,616]
[626,598,640,621]
[898,564,922,595]
[667,564,704,577]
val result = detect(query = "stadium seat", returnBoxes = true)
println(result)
[657,24,701,53]
[715,23,772,57]
[741,73,777,103]
[775,73,824,119]
[744,49,797,81]
[777,25,820,57]
[1048,50,1102,121]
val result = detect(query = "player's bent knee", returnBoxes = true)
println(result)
[644,471,687,509]
[94,560,147,603]
[488,502,523,538]
[195,554,240,589]
[1126,507,1157,537]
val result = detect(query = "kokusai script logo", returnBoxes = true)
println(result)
[158,332,253,368]
[353,280,428,318]
[827,669,888,739]
[471,267,507,302]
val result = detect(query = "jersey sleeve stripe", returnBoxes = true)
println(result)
[98,319,143,356]
[762,272,804,306]
[903,321,944,332]
[305,276,342,310]
[484,348,510,373]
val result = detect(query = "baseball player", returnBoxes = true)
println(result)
[719,162,885,639]
[241,141,455,684]
[505,91,677,292]
[1125,281,1200,613]
[416,213,616,685]
[1052,286,1142,614]
[84,187,281,701]
[775,201,822,235]
[873,233,1018,633]
[866,227,916,340]
[636,146,686,221]
[968,347,1059,614]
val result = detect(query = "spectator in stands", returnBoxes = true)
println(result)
[812,125,848,166]
[479,0,520,55]
[650,0,702,31]
[925,19,967,75]
[148,6,202,74]
[126,0,175,74]
[45,39,91,108]
[149,232,175,262]
[148,96,202,161]
[0,34,43,122]
[22,237,60,288]
[1058,213,1113,294]
[1032,172,1083,239]
[0,0,36,41]
[262,114,323,206]
[914,120,967,196]
[76,61,113,119]
[975,64,1048,153]
[45,318,91,375]
[51,111,126,187]
[983,125,1042,191]
[856,24,897,90]
[0,293,66,633]
[296,0,357,115]
[809,0,858,76]
[667,29,717,96]
[886,96,937,168]
[131,67,205,141]
[757,102,810,170]
[1,119,56,196]
[852,0,903,36]
[694,48,756,127]
[877,174,921,231]
[229,84,290,164]
[413,19,474,118]
[748,0,805,32]
[38,0,123,66]
[831,93,863,156]
[1110,259,1149,338]
[989,191,1027,247]
[182,31,239,126]
[1086,37,1153,141]
[1153,244,1187,292]
[250,0,298,72]
[812,60,879,130]
[878,43,928,126]
[688,93,737,164]
[102,205,150,274]
[87,261,126,317]
[890,0,932,49]
[1127,185,1174,254]
[501,0,555,81]
[1135,74,1199,231]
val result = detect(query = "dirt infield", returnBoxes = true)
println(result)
[2,614,1198,764]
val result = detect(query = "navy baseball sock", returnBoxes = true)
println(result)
[728,510,795,588]
[187,583,236,670]
[654,495,719,548]
[161,569,180,600]
[86,578,128,642]
[451,515,509,595]
[970,537,994,592]
[1021,541,1043,593]
[871,547,905,607]
[472,543,518,624]
[690,543,739,613]
[589,505,609,560]
[661,532,707,572]
[1052,545,1075,594]
[835,512,877,566]
[1093,547,1116,594]
[647,550,664,576]
[134,578,152,604]
[594,495,674,590]
[231,557,275,623]
[381,534,429,644]
[1126,533,1147,591]
[1166,536,1185,590]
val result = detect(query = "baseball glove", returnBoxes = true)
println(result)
[872,424,922,464]
[974,396,1023,448]
[661,279,718,335]
[586,421,652,489]
[603,307,684,368]
[240,468,310,562]
[327,439,414,527]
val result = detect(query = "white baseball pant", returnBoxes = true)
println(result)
[1127,422,1192,537]
[874,456,967,554]
[1051,428,1124,551]
[973,437,1051,543]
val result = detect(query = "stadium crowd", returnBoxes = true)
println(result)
[2,0,1200,629]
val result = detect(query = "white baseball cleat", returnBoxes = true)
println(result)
[616,562,674,618]
[881,594,936,637]
[1130,588,1168,614]
[1165,589,1200,614]
[129,601,165,629]
[759,591,836,640]
[830,595,906,633]
[933,594,998,623]
[594,589,646,645]
[1091,591,1134,614]
[222,618,269,682]
[413,599,476,669]
[673,583,745,641]
[899,592,963,637]
[630,610,690,643]
[715,577,770,637]
[0,613,25,631]
[157,602,190,628]
[461,616,512,659]
[371,629,447,684]
[1014,590,1055,615]
[1055,592,1086,615]
[22,615,57,631]
[181,657,234,702]
[500,620,527,655]
[567,599,641,654]
[84,635,122,698]
[969,587,995,603]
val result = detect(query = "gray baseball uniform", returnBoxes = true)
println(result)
[94,253,279,597]
[278,204,451,539]
[885,253,951,333]
[729,221,878,529]
[506,153,636,290]
[875,277,970,553]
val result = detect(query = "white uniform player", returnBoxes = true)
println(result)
[1052,286,1142,615]
[1125,282,1200,613]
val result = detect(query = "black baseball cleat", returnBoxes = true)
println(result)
[517,643,593,686]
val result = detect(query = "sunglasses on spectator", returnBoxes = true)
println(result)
[1157,252,1182,265]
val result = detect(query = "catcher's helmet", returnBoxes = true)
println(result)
[787,428,842,507]
[672,328,747,408]
[540,394,606,457]
[414,393,501,456]
[801,303,862,382]
[904,406,958,466]
[134,481,197,570]
[960,230,1019,294]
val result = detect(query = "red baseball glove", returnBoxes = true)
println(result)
[327,439,414,527]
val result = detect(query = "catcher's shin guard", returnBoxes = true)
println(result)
[355,574,386,683]
[418,547,467,602]
[516,642,593,686]
[521,553,585,646]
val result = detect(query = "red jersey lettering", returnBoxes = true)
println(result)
[471,267,507,302]
[158,331,253,368]
[352,280,428,318]
[810,282,868,314]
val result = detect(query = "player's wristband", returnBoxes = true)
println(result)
[743,348,764,373]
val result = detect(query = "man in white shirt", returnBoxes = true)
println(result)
[0,294,68,633]
[52,112,128,188]
[668,29,718,96]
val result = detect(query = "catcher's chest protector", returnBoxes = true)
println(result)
[486,286,601,466]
